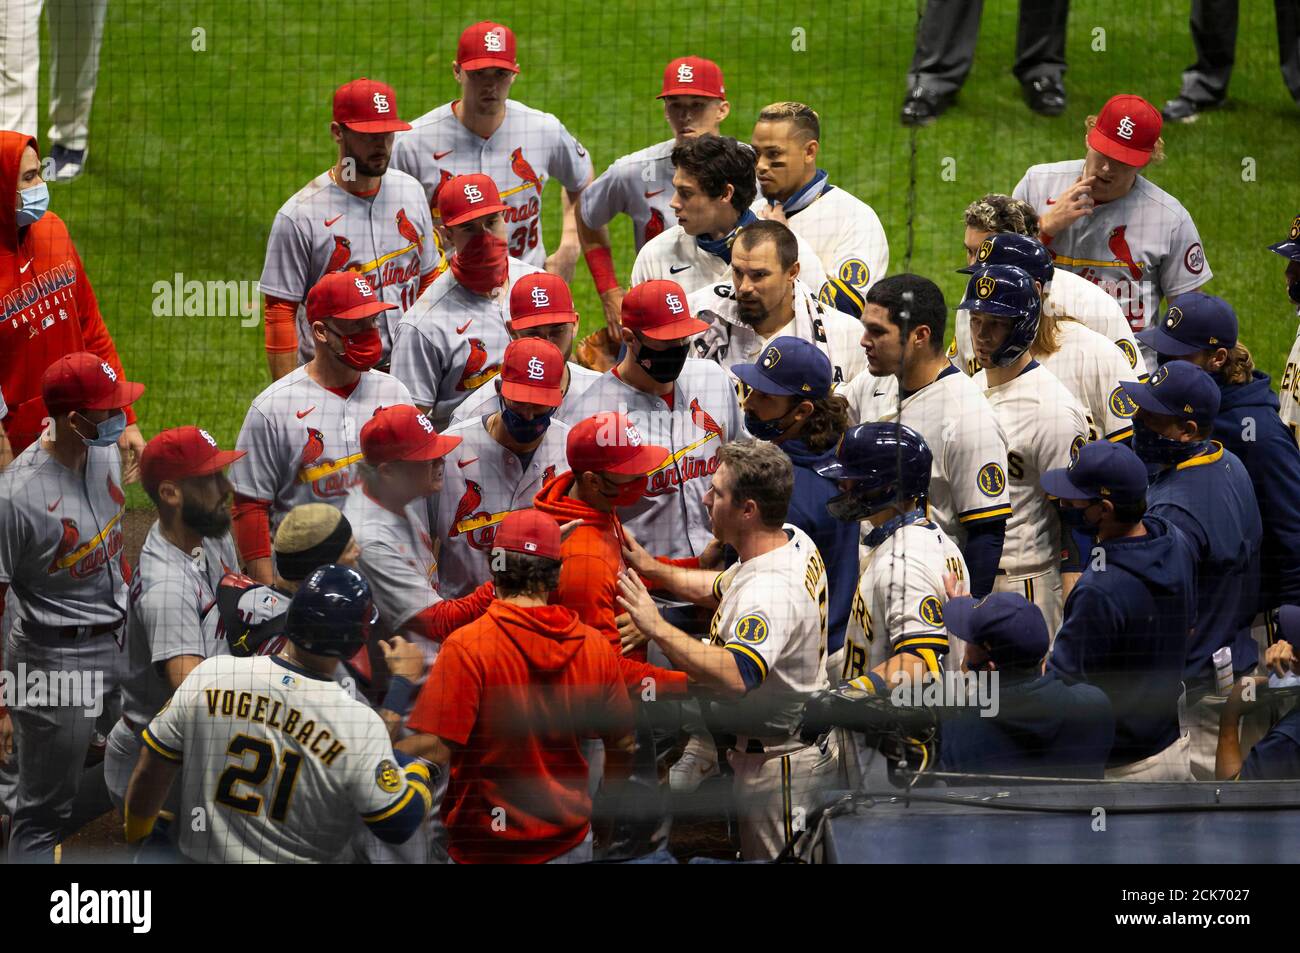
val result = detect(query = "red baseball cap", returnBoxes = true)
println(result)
[456,21,519,73]
[360,405,461,465]
[658,57,725,99]
[509,273,578,329]
[306,272,398,323]
[141,426,245,494]
[567,412,668,476]
[1087,94,1162,168]
[42,352,144,417]
[492,507,561,561]
[621,280,709,340]
[499,338,565,408]
[333,78,411,133]
[439,173,508,227]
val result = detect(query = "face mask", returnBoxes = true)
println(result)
[500,399,552,443]
[600,473,648,508]
[182,495,233,538]
[634,335,690,384]
[1058,504,1100,538]
[78,410,126,448]
[450,231,509,295]
[1132,418,1199,467]
[329,326,383,371]
[744,404,801,442]
[1288,279,1300,306]
[15,182,49,227]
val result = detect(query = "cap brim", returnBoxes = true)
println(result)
[657,87,723,99]
[1120,379,1180,417]
[1039,467,1094,501]
[639,316,710,340]
[332,299,399,320]
[958,297,1022,319]
[458,58,520,73]
[603,444,670,476]
[83,380,145,411]
[344,118,412,133]
[500,379,564,408]
[196,448,247,474]
[1268,238,1300,261]
[732,362,800,397]
[509,311,578,330]
[1087,126,1152,168]
[443,202,509,228]
[402,433,462,461]
[813,459,848,480]
[942,596,979,641]
[1135,325,1198,356]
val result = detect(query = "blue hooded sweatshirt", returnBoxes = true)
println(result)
[1049,515,1195,766]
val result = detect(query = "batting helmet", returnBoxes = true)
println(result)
[958,264,1041,368]
[1268,212,1300,261]
[958,233,1053,286]
[284,564,378,659]
[816,422,932,522]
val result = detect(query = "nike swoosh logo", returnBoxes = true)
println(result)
[456,319,473,334]
[20,260,32,273]
[457,457,478,469]
[324,214,343,226]
[434,150,454,160]
[644,189,664,199]
[47,496,62,512]
[296,406,315,419]
[669,264,691,274]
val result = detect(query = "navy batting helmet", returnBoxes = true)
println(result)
[958,264,1041,368]
[1268,212,1300,262]
[285,564,378,659]
[958,233,1053,286]
[816,422,932,522]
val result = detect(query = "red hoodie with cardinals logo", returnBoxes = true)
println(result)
[0,132,137,453]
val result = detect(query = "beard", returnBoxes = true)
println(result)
[736,297,768,328]
[349,150,389,178]
[182,497,232,538]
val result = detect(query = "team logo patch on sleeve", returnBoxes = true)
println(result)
[1070,433,1087,461]
[919,595,944,627]
[376,760,403,794]
[1184,243,1205,275]
[838,258,870,288]
[733,613,770,645]
[1109,386,1137,418]
[976,462,1006,497]
[1116,338,1138,369]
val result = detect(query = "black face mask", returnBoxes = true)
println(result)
[499,399,553,444]
[1058,503,1100,538]
[182,495,232,538]
[1132,418,1200,467]
[634,334,690,384]
[1289,279,1300,306]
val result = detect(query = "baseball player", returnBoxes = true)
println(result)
[751,102,888,317]
[437,338,571,598]
[390,21,593,280]
[961,265,1092,632]
[616,440,837,861]
[578,56,731,343]
[629,134,826,297]
[231,271,411,586]
[449,272,600,425]
[688,220,866,387]
[953,232,1140,444]
[1270,212,1300,443]
[1013,94,1211,360]
[104,427,249,807]
[125,565,434,863]
[259,78,440,380]
[953,194,1145,374]
[390,173,543,430]
[566,280,746,559]
[0,352,142,860]
[817,422,968,782]
[840,274,1011,598]
[271,503,359,593]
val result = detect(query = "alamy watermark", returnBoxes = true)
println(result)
[0,664,105,717]
[151,272,260,327]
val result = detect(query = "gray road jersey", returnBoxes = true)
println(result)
[448,361,600,426]
[580,138,676,251]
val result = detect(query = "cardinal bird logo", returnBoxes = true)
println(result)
[1108,226,1143,280]
[456,338,502,392]
[451,480,484,536]
[431,170,455,218]
[301,428,326,468]
[47,518,80,574]
[396,207,423,251]
[542,464,557,485]
[510,148,543,194]
[106,473,125,507]
[689,397,723,437]
[326,234,352,273]
[645,208,666,244]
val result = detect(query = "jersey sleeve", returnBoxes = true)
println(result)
[880,550,950,671]
[258,210,312,302]
[344,706,422,817]
[1098,347,1139,442]
[137,578,206,664]
[141,662,207,761]
[408,637,482,744]
[0,495,27,587]
[389,322,442,410]
[720,578,800,689]
[229,404,285,501]
[548,118,594,193]
[819,205,889,317]
[946,404,1013,526]
[1160,209,1212,300]
[795,238,828,304]
[1040,392,1092,472]
[578,162,626,230]
[413,199,442,278]
[357,538,438,631]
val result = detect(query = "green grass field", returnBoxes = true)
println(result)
[37,0,1300,507]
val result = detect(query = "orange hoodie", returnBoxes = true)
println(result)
[533,472,688,694]
[0,132,136,452]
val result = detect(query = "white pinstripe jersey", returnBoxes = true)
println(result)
[1279,315,1300,447]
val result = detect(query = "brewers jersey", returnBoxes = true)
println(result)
[687,278,866,387]
[1279,316,1300,446]
[258,169,440,365]
[840,366,1012,544]
[566,359,746,558]
[1013,159,1211,334]
[630,223,827,298]
[389,258,542,430]
[435,415,571,598]
[707,524,829,744]
[0,439,129,627]
[142,653,424,863]
[580,139,676,251]
[973,362,1091,579]
[448,362,601,426]
[841,517,967,681]
[230,366,411,533]
[390,100,594,269]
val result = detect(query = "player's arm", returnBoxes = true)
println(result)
[1216,675,1269,780]
[577,203,624,337]
[376,636,426,740]
[545,179,590,285]
[620,527,723,610]
[163,656,203,690]
[395,731,452,767]
[123,745,181,844]
[264,296,301,381]
[260,212,314,379]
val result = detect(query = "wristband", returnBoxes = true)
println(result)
[584,247,620,295]
[1038,230,1056,247]
[382,675,417,716]
[123,807,158,844]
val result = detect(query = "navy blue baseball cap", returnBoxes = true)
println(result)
[1040,439,1149,504]
[731,335,832,400]
[958,233,1054,286]
[945,593,1049,670]
[1122,359,1221,423]
[1269,213,1300,261]
[1136,292,1237,357]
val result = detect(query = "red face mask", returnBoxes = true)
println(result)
[601,473,649,508]
[328,326,383,371]
[451,231,509,295]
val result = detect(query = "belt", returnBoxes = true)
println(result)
[26,620,123,640]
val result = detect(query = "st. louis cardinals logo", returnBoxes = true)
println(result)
[1108,225,1144,280]
[645,399,724,499]
[484,29,505,52]
[645,208,666,244]
[665,292,684,314]
[676,63,694,84]
[526,355,546,380]
[326,235,352,272]
[395,207,424,251]
[510,148,544,195]
[531,286,550,309]
[456,338,502,392]
[1116,115,1135,140]
[464,183,484,203]
[372,92,391,114]
[450,480,510,551]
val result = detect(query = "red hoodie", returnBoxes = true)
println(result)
[408,600,633,864]
[0,132,136,452]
